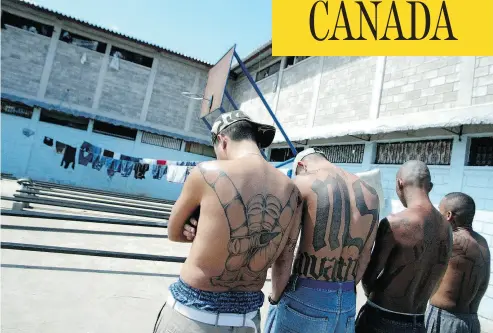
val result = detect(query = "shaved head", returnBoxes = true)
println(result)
[397,160,432,190]
[441,192,476,227]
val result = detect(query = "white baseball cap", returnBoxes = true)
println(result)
[292,148,326,176]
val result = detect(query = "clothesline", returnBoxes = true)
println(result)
[43,137,197,183]
[43,136,293,183]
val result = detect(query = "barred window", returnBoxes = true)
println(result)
[185,142,215,158]
[1,100,33,119]
[315,144,364,164]
[40,109,89,131]
[468,137,493,166]
[270,147,304,162]
[92,120,136,140]
[375,139,453,165]
[141,132,182,150]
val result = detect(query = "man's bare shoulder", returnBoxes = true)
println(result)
[385,211,424,243]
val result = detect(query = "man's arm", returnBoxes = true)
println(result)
[270,194,303,301]
[361,217,395,296]
[168,167,203,242]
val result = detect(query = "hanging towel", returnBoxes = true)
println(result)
[60,145,76,169]
[103,150,114,158]
[55,141,67,154]
[113,153,121,160]
[121,160,136,177]
[166,165,188,183]
[78,141,94,166]
[134,163,149,179]
[43,137,53,147]
[152,164,168,180]
[157,160,167,166]
[142,158,156,165]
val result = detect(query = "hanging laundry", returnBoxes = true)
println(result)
[157,160,167,166]
[92,155,107,171]
[142,158,156,165]
[78,141,95,166]
[103,150,114,158]
[152,164,168,180]
[60,145,76,169]
[134,163,149,180]
[166,165,189,183]
[121,155,140,162]
[121,160,136,177]
[55,141,67,154]
[113,153,121,160]
[107,159,122,177]
[109,51,123,70]
[43,137,53,147]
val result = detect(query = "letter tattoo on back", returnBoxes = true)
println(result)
[198,165,302,290]
[310,174,380,254]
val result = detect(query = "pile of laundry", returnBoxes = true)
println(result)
[43,137,197,183]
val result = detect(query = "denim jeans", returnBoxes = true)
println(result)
[355,301,425,333]
[264,276,356,333]
[425,305,480,333]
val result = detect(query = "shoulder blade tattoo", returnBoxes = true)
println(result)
[198,165,302,290]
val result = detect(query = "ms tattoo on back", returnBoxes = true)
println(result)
[199,165,302,290]
[294,173,380,281]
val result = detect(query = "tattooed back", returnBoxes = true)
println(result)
[430,229,490,313]
[369,207,452,313]
[180,158,303,292]
[292,167,380,283]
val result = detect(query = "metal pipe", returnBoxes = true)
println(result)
[1,242,186,263]
[233,51,298,157]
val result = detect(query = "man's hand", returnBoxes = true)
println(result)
[183,218,198,241]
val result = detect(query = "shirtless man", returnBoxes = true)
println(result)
[153,110,303,333]
[264,148,381,333]
[426,192,490,333]
[356,160,453,333]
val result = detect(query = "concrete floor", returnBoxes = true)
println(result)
[0,179,367,332]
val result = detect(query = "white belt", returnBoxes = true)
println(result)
[166,295,258,333]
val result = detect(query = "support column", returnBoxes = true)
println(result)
[140,58,159,121]
[369,56,387,119]
[448,136,468,191]
[456,57,476,107]
[361,142,377,171]
[87,119,94,133]
[184,71,202,132]
[92,43,112,109]
[308,56,325,128]
[270,57,287,123]
[37,24,62,98]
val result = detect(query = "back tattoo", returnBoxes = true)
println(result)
[198,165,302,290]
[294,173,380,281]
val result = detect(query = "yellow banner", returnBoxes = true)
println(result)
[272,0,493,56]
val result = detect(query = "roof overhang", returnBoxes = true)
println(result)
[273,105,493,143]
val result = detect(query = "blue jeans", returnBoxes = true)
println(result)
[264,276,356,333]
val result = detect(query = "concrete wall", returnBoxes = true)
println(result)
[46,41,103,108]
[380,56,461,115]
[1,4,212,142]
[473,57,493,105]
[1,25,51,96]
[1,112,213,200]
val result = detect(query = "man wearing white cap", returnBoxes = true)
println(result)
[153,110,303,333]
[264,148,381,333]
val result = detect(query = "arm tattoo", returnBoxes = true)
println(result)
[198,165,302,290]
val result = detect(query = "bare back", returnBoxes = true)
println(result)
[369,207,453,313]
[180,157,302,292]
[292,167,380,283]
[430,229,491,313]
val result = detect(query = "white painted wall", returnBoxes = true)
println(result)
[1,113,213,200]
